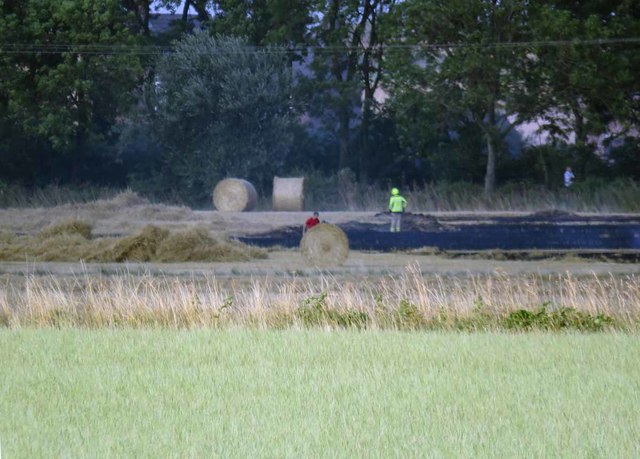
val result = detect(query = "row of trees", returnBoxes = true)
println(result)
[1,0,639,205]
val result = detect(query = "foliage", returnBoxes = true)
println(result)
[0,0,639,201]
[0,0,143,184]
[524,1,640,156]
[302,0,398,178]
[386,0,532,193]
[504,304,615,332]
[205,0,312,46]
[143,32,296,204]
[297,292,370,329]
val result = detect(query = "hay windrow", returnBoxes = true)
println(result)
[272,177,304,211]
[58,190,150,213]
[112,226,170,262]
[300,223,349,267]
[37,219,93,240]
[0,223,266,263]
[213,178,258,212]
[87,190,150,210]
[0,231,15,244]
[0,233,114,262]
[156,226,267,262]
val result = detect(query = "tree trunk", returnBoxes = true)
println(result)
[338,108,350,170]
[138,1,150,36]
[192,0,210,21]
[359,96,371,182]
[484,131,496,194]
[182,0,191,21]
[483,97,498,194]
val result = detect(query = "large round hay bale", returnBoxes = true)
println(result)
[272,177,304,211]
[300,223,349,267]
[212,178,258,212]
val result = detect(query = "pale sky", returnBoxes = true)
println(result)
[154,1,197,15]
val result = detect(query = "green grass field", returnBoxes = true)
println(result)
[1,330,639,458]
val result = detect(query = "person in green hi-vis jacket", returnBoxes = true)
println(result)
[388,187,407,232]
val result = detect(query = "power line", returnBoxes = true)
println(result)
[1,37,640,56]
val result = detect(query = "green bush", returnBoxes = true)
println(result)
[503,304,615,332]
[297,292,369,329]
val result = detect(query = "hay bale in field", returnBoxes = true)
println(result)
[272,177,304,211]
[300,223,349,267]
[212,178,258,212]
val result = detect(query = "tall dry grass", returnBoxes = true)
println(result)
[305,177,640,212]
[1,265,638,330]
[4,179,640,212]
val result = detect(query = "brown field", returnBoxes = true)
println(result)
[0,192,639,276]
[1,193,639,330]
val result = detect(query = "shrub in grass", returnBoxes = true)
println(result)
[392,299,427,330]
[503,304,615,331]
[297,292,369,329]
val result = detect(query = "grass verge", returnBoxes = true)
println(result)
[1,268,638,331]
[0,329,639,458]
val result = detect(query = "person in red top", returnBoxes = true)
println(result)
[303,211,320,235]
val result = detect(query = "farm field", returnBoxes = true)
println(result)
[2,195,640,329]
[1,196,640,456]
[1,329,639,458]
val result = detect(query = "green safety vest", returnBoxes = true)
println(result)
[389,195,407,213]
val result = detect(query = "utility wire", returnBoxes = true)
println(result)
[1,37,640,56]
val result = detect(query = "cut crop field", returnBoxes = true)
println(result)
[1,196,640,457]
[1,330,639,458]
[2,194,640,331]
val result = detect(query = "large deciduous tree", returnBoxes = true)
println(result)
[0,0,143,184]
[524,1,640,174]
[146,32,296,204]
[304,0,397,179]
[386,0,531,193]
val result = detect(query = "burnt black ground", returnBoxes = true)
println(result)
[236,212,640,253]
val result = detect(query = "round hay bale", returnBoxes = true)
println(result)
[212,178,258,212]
[272,177,304,211]
[300,223,349,267]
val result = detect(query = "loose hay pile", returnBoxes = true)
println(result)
[37,219,93,240]
[112,226,170,262]
[272,177,304,211]
[212,178,258,212]
[0,221,266,263]
[0,220,113,262]
[156,227,267,262]
[300,223,349,267]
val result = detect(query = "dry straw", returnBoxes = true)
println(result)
[272,177,304,211]
[300,223,349,267]
[212,178,258,212]
[2,268,638,330]
[0,222,266,263]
